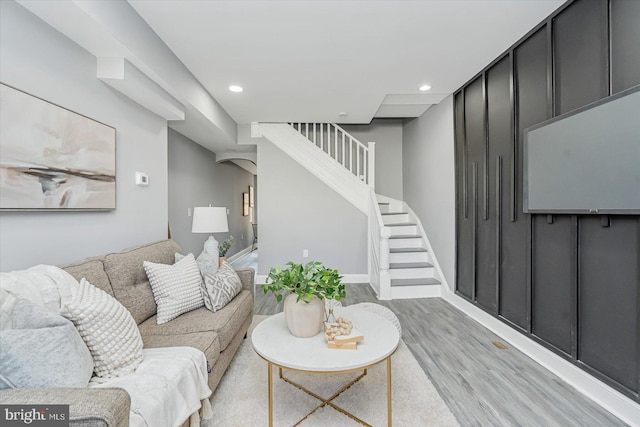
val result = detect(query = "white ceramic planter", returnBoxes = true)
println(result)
[283,294,325,338]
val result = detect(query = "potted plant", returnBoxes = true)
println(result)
[262,261,344,337]
[218,236,235,266]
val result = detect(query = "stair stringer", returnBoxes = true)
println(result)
[254,123,368,214]
[402,200,451,293]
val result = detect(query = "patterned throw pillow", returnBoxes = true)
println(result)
[144,253,204,324]
[201,262,243,312]
[60,279,144,378]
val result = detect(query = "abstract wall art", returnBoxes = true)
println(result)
[0,83,116,210]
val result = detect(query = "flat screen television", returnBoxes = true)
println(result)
[523,86,640,214]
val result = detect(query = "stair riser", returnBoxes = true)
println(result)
[382,213,410,225]
[389,225,418,236]
[389,267,435,279]
[378,204,391,214]
[389,252,429,264]
[390,285,441,299]
[389,238,423,249]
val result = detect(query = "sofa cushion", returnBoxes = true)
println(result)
[0,290,94,389]
[144,253,204,325]
[61,279,144,379]
[61,257,114,297]
[138,290,253,351]
[103,240,182,324]
[141,331,221,368]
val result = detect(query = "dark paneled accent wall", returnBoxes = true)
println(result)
[454,0,640,402]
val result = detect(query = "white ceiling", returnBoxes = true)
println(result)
[129,0,564,125]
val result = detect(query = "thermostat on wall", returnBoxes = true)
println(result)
[135,172,149,186]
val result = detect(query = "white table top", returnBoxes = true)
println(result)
[251,307,400,372]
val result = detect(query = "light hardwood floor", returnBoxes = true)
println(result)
[253,282,627,427]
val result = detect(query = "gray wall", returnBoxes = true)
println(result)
[341,119,403,200]
[402,97,456,288]
[257,140,367,275]
[0,1,168,271]
[168,129,254,258]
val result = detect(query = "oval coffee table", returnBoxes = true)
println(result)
[252,307,400,426]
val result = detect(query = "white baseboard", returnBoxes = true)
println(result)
[342,274,369,283]
[440,285,640,427]
[255,273,369,285]
[227,245,254,264]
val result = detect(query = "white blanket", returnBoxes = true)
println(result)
[90,346,212,427]
[0,265,77,313]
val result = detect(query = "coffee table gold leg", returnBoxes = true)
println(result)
[268,362,273,427]
[387,357,392,426]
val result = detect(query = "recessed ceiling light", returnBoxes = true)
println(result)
[229,85,243,93]
[419,85,432,91]
[338,112,348,117]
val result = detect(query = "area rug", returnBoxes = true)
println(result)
[204,316,459,426]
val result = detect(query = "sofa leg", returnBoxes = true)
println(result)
[244,332,248,339]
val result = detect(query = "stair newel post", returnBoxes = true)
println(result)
[368,141,376,190]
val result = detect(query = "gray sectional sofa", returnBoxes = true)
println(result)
[0,239,255,426]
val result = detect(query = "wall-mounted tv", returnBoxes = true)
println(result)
[524,86,640,215]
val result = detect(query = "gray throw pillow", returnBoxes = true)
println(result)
[0,290,94,389]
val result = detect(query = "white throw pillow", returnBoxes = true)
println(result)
[60,279,144,378]
[201,262,243,312]
[175,251,218,276]
[143,253,204,324]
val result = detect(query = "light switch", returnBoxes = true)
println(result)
[135,172,149,186]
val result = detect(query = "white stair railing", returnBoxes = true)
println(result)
[274,122,389,298]
[288,123,375,189]
[368,187,391,300]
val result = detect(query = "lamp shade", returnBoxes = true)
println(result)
[192,207,229,233]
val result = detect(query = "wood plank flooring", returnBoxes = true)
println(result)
[253,282,627,427]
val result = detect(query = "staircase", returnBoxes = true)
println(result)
[378,197,441,299]
[253,121,443,299]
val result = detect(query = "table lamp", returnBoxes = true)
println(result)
[192,206,229,261]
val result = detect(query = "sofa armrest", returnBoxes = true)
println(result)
[234,267,255,295]
[0,388,130,427]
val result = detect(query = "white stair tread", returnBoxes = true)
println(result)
[389,235,422,239]
[378,202,390,205]
[389,262,433,269]
[390,248,428,253]
[391,278,441,287]
[381,212,408,215]
[386,223,416,227]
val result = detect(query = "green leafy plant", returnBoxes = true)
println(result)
[219,236,235,257]
[262,261,345,303]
